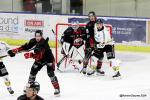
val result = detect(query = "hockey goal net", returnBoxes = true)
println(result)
[55,23,112,71]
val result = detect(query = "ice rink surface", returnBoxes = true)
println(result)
[0,49,150,100]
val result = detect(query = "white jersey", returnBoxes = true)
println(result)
[0,41,10,58]
[94,25,112,44]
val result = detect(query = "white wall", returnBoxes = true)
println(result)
[0,0,23,12]
[12,0,23,12]
[0,0,13,12]
[83,0,150,17]
[83,0,110,16]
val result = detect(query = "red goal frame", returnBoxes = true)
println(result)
[55,23,112,64]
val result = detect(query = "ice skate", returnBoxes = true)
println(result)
[112,71,121,80]
[7,87,14,94]
[54,89,60,97]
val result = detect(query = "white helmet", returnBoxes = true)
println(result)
[70,19,79,30]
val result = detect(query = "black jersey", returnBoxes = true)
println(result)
[17,94,44,100]
[20,38,54,63]
[86,21,96,38]
[85,21,96,48]
[62,27,87,48]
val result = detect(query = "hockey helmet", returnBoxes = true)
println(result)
[96,19,103,24]
[27,81,40,93]
[70,19,79,30]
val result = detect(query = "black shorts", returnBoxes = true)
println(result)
[93,45,115,60]
[0,62,8,77]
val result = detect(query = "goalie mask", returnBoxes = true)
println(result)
[70,19,79,31]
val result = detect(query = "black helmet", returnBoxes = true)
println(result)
[27,81,40,92]
[35,30,43,36]
[96,19,103,24]
[88,11,96,16]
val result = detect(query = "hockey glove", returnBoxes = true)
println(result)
[7,50,16,57]
[24,52,34,59]
[8,47,23,57]
[12,47,23,53]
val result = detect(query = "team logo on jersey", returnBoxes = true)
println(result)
[73,38,83,46]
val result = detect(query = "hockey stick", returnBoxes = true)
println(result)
[79,49,94,73]
[51,29,69,72]
[57,55,67,68]
[0,55,8,59]
[0,48,35,59]
[0,37,49,59]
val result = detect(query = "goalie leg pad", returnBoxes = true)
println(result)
[62,42,71,55]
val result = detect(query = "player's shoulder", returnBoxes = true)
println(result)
[30,38,36,41]
[17,94,27,100]
[0,41,7,45]
[103,26,109,31]
[36,95,44,100]
[86,21,95,27]
[29,38,37,43]
[78,27,86,31]
[64,27,73,34]
[0,41,9,47]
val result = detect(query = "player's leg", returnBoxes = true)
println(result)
[95,49,105,75]
[46,62,60,96]
[105,45,121,79]
[0,62,14,94]
[46,52,60,96]
[87,49,105,76]
[23,62,43,93]
[82,48,92,74]
[28,61,43,83]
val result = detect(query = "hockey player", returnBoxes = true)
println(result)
[58,19,87,71]
[17,81,44,100]
[84,19,121,79]
[0,41,14,94]
[82,11,100,74]
[8,30,60,96]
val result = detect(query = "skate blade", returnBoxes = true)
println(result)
[87,72,94,76]
[112,76,122,80]
[96,73,105,76]
[9,91,14,96]
[54,94,60,97]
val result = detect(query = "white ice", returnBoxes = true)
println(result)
[0,49,150,100]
